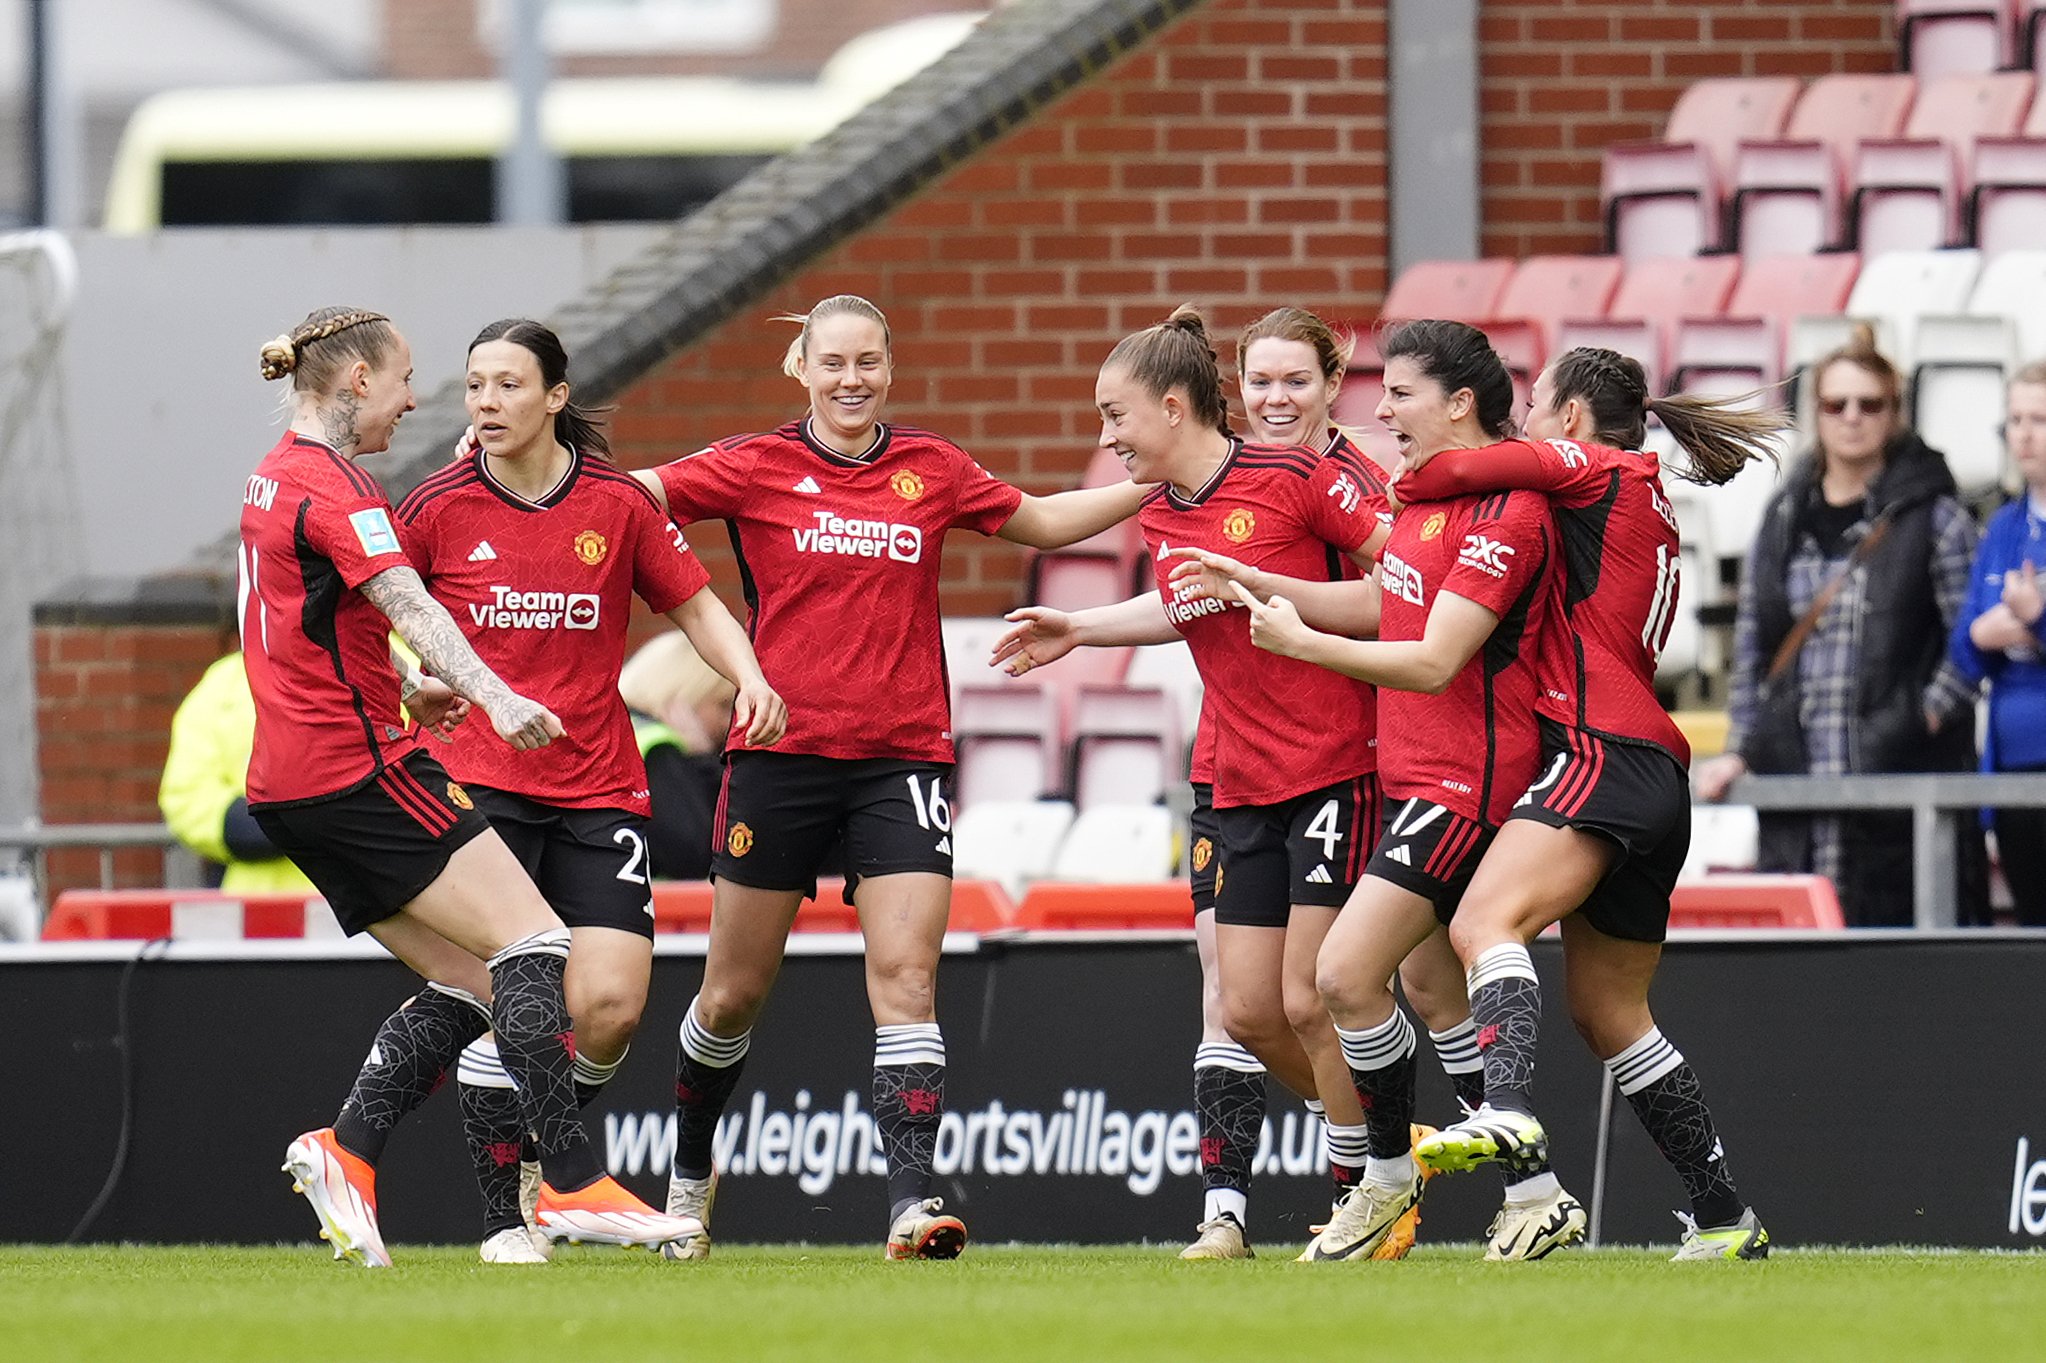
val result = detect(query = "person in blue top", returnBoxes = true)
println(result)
[1949,361,2046,926]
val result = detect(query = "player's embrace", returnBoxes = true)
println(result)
[243,307,702,1266]
[634,294,1150,1258]
[1396,349,1783,1261]
[395,319,783,1263]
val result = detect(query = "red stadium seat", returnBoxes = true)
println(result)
[1600,77,1801,259]
[42,891,342,940]
[1380,258,1517,322]
[1069,684,1180,810]
[1899,0,2020,77]
[1669,253,1861,397]
[1732,73,1918,256]
[2031,0,2046,69]
[1012,880,1195,930]
[1970,88,2046,256]
[1556,255,1741,394]
[954,684,1061,808]
[1851,71,2034,252]
[1482,256,1625,384]
[1667,874,1847,930]
[1027,544,1137,613]
[649,879,1011,933]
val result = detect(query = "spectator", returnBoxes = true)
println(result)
[1948,362,2046,926]
[617,631,735,880]
[159,651,316,894]
[1697,326,1986,926]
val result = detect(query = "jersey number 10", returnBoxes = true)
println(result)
[1639,543,1679,664]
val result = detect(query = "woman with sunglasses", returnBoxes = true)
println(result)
[1696,325,1985,926]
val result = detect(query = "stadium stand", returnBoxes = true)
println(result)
[1069,683,1181,810]
[953,683,1065,808]
[953,800,1077,897]
[1849,70,2034,253]
[1048,805,1178,883]
[1897,0,2020,78]
[1662,873,1847,930]
[1599,77,1801,259]
[1912,250,2046,490]
[1668,252,1861,397]
[1481,254,1626,387]
[1788,247,1982,379]
[1556,254,1741,395]
[1731,73,1918,257]
[1025,447,1148,611]
[1971,89,2046,256]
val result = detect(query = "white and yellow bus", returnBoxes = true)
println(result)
[102,14,981,233]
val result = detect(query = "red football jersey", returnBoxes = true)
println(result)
[239,433,419,805]
[1140,439,1386,809]
[1396,439,1689,764]
[655,420,1024,762]
[1375,489,1561,825]
[397,451,710,814]
[1183,430,1385,789]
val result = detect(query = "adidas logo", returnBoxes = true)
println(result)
[1384,844,1413,867]
[935,836,951,855]
[1306,864,1333,885]
[792,476,821,494]
[468,541,498,562]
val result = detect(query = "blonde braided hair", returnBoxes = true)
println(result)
[259,307,396,389]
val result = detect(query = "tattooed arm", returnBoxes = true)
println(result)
[360,566,564,750]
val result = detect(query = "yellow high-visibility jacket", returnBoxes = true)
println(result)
[158,653,316,895]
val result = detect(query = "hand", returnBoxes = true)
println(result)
[453,425,478,461]
[1166,546,1261,603]
[1694,753,1748,802]
[2002,561,2043,628]
[1970,603,2034,653]
[406,676,471,741]
[1229,581,1313,659]
[489,692,565,751]
[1925,707,1943,735]
[732,679,787,748]
[991,607,1078,677]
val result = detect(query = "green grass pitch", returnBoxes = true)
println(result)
[4,1244,2041,1363]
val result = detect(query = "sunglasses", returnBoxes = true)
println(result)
[1817,395,1894,417]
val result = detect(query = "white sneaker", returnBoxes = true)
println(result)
[1299,1171,1426,1262]
[1179,1212,1253,1260]
[1484,1186,1589,1261]
[480,1226,549,1265]
[1672,1207,1770,1261]
[1415,1104,1550,1174]
[659,1170,717,1261]
[282,1128,390,1269]
[884,1198,968,1260]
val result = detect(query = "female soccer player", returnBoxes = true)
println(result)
[993,306,1483,1260]
[394,318,785,1263]
[1173,320,1570,1261]
[633,294,1150,1259]
[246,307,700,1267]
[1389,347,1782,1260]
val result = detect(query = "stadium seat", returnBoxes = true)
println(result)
[1970,90,2046,257]
[1070,684,1180,810]
[1682,426,1794,563]
[1669,253,1861,398]
[953,684,1062,808]
[1731,73,1918,256]
[1048,805,1179,883]
[1124,640,1202,777]
[1600,77,1801,258]
[1680,805,1762,879]
[2031,0,2046,69]
[1910,250,2046,490]
[1849,71,2034,253]
[1028,544,1137,613]
[40,891,343,940]
[1483,256,1626,383]
[1667,873,1846,929]
[1012,880,1195,930]
[647,879,1012,933]
[1379,258,1516,322]
[1788,248,1983,380]
[952,800,1075,898]
[1656,543,1707,684]
[940,617,1016,706]
[1899,0,2020,78]
[1556,255,1741,394]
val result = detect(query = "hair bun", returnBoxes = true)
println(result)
[258,334,298,381]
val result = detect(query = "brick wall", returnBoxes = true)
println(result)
[385,0,968,79]
[34,615,235,888]
[1479,0,1897,258]
[608,0,1392,619]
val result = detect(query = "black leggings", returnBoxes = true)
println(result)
[1994,804,2046,928]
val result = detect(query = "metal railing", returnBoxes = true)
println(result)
[0,823,200,910]
[1724,772,2046,929]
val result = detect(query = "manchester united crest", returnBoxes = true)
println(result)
[890,470,926,502]
[1191,837,1213,874]
[1420,512,1448,541]
[1214,863,1225,895]
[574,530,608,565]
[1222,508,1256,544]
[727,822,754,857]
[446,782,474,811]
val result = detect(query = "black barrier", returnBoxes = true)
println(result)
[6,934,2046,1249]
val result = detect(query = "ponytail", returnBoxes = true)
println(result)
[1105,304,1233,435]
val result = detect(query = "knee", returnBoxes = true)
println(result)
[1315,959,1384,1022]
[1448,903,1525,964]
[868,955,937,1018]
[1281,977,1329,1037]
[1568,996,1650,1061]
[695,977,768,1035]
[1222,993,1288,1053]
[572,989,644,1059]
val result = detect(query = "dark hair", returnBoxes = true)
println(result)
[1237,306,1354,385]
[259,307,397,391]
[1546,346,1785,487]
[468,317,611,458]
[1377,319,1515,438]
[1104,304,1232,435]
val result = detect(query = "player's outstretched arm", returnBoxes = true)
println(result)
[997,481,1151,549]
[1237,581,1493,694]
[665,587,787,748]
[360,566,564,751]
[1166,548,1378,637]
[630,467,670,514]
[991,594,1176,676]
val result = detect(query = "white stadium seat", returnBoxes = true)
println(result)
[1681,804,1762,879]
[954,800,1075,898]
[1050,804,1178,883]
